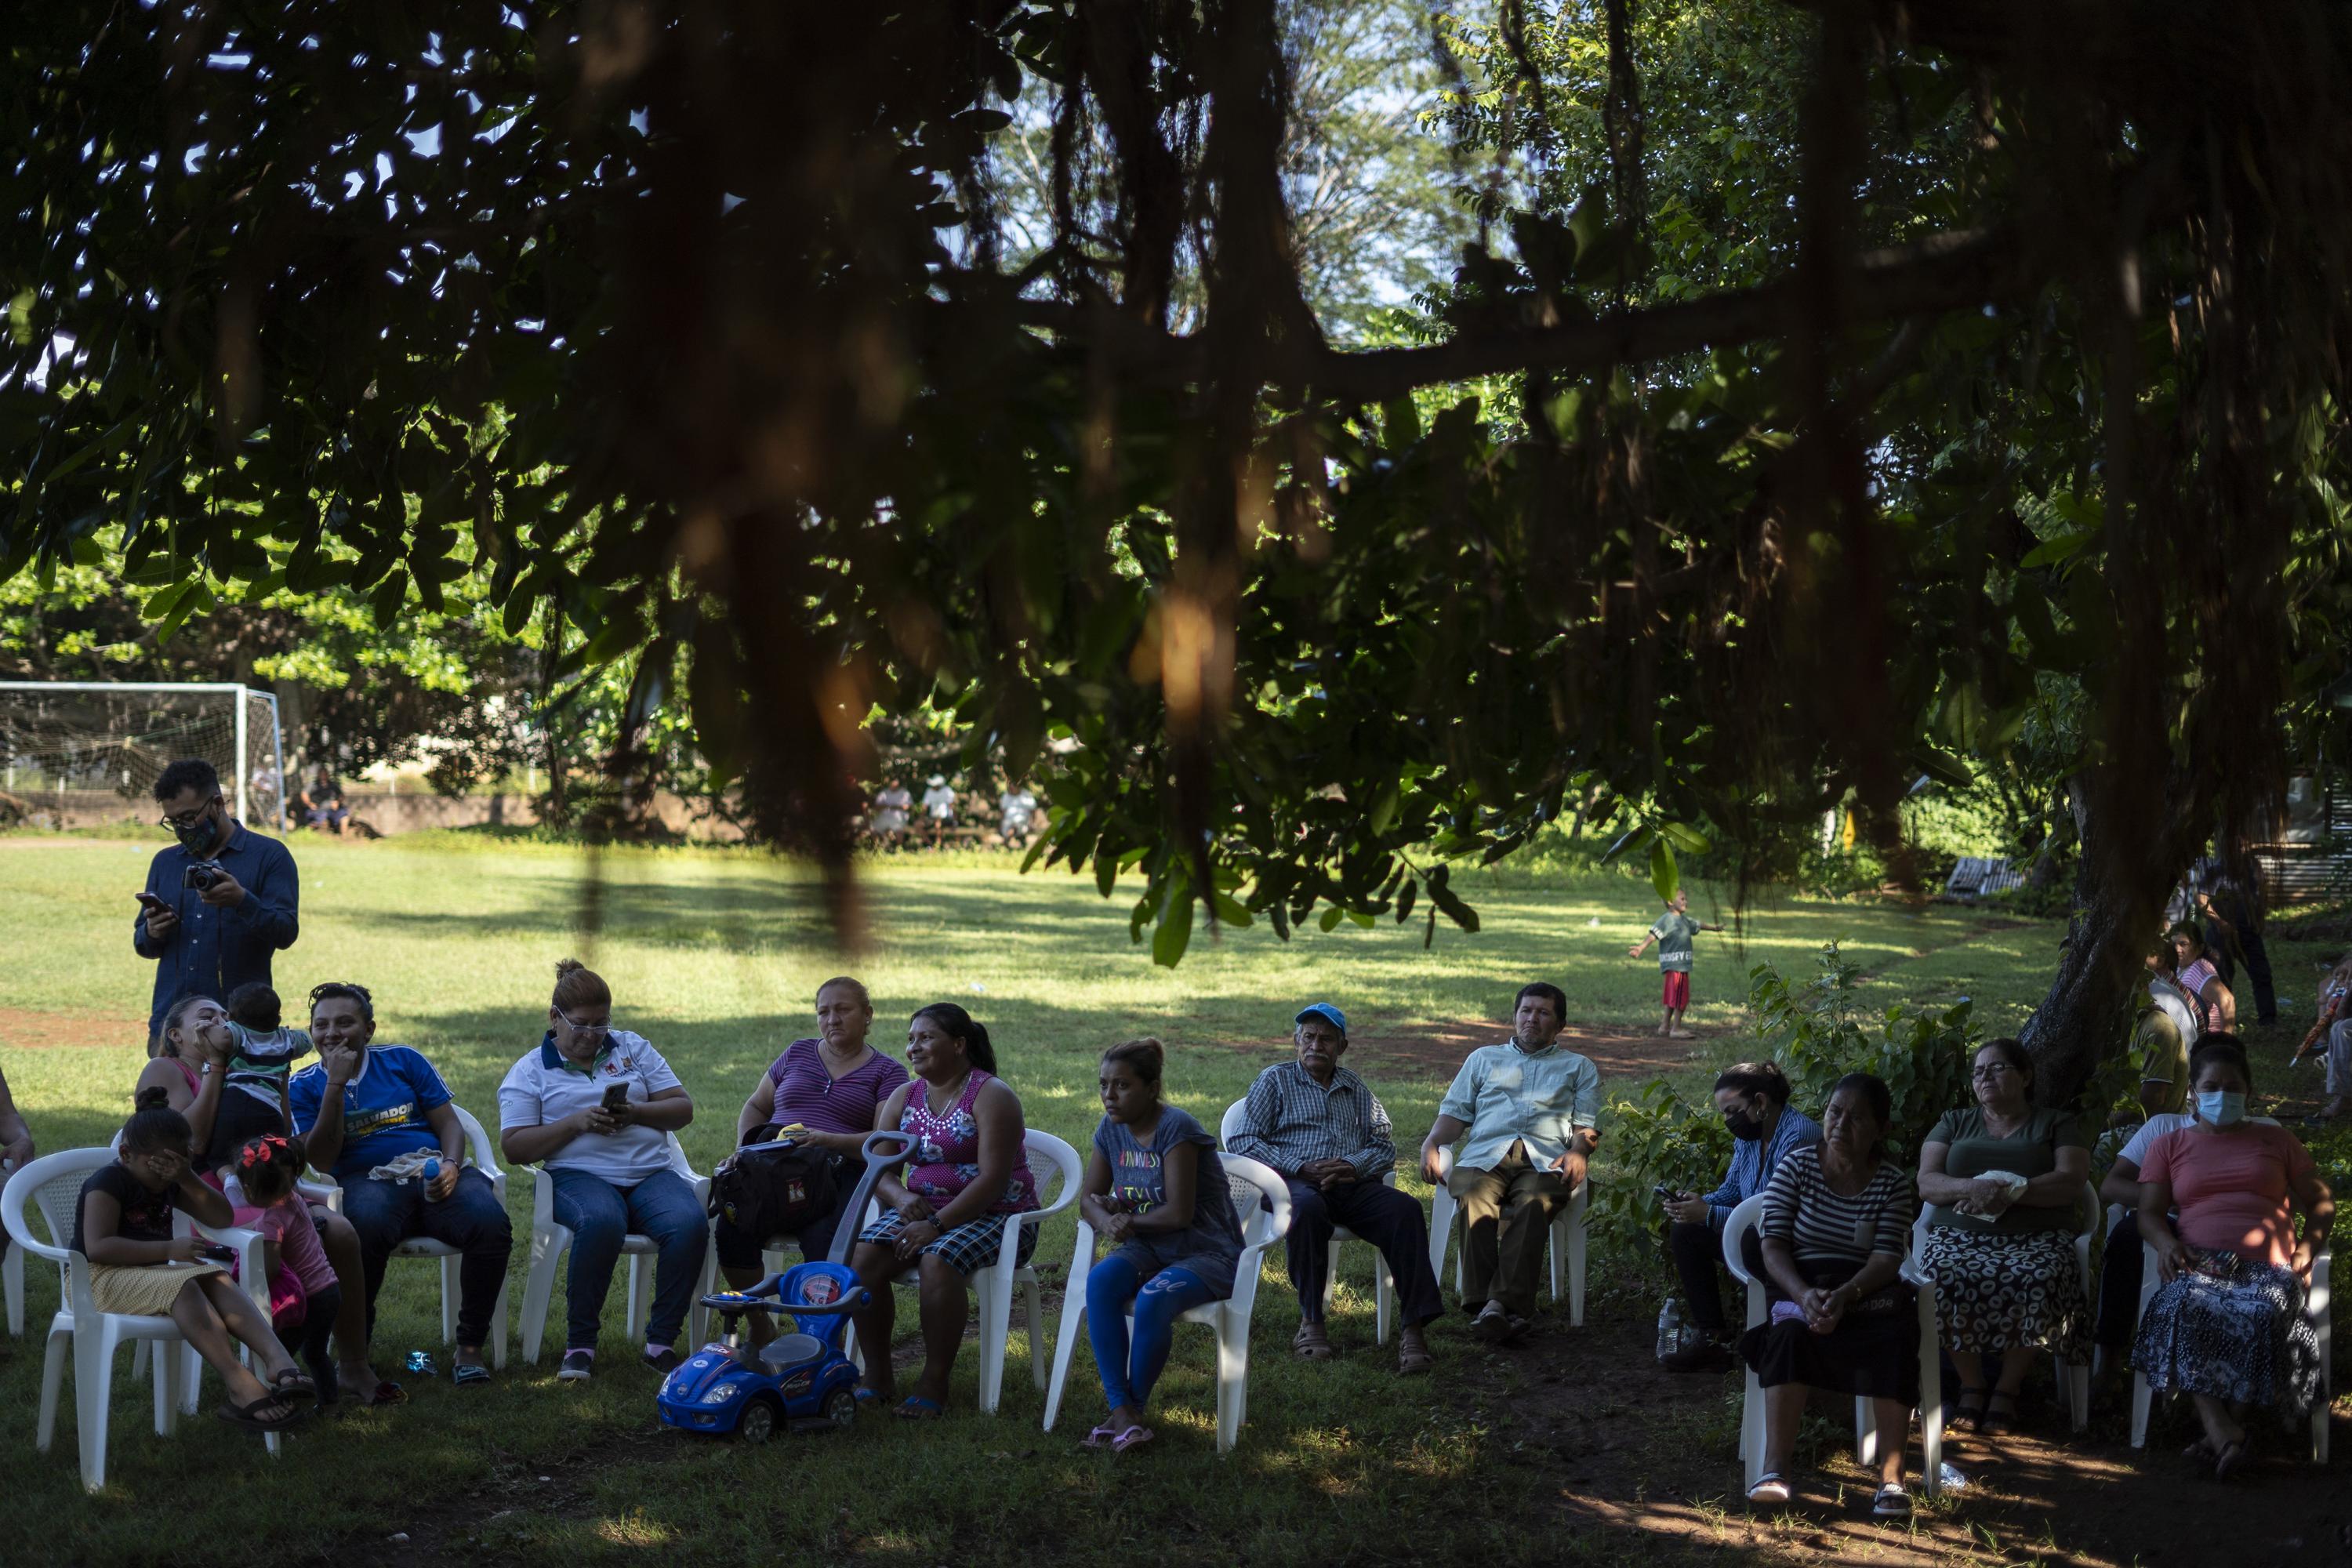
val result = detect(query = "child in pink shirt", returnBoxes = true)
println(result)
[233,1134,343,1403]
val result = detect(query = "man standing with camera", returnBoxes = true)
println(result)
[133,757,300,1042]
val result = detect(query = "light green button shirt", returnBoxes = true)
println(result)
[1436,1038,1602,1171]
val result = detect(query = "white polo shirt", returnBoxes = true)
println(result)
[497,1029,685,1184]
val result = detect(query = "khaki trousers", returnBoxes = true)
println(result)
[1446,1140,1570,1316]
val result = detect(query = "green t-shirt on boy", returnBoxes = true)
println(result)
[1649,912,1704,972]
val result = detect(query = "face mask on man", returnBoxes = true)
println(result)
[1725,1104,1765,1142]
[172,807,222,857]
[2196,1089,2249,1127]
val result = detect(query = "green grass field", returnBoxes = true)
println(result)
[0,829,2331,1567]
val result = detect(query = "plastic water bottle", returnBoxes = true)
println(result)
[419,1157,442,1194]
[1656,1297,1682,1360]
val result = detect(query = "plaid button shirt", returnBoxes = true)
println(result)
[1226,1060,1397,1180]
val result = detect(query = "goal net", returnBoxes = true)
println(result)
[0,682,286,832]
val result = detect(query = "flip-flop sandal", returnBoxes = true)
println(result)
[270,1368,320,1406]
[1747,1472,1791,1505]
[1980,1395,2017,1436]
[853,1386,884,1405]
[894,1396,946,1420]
[351,1379,406,1406]
[451,1363,491,1388]
[216,1394,304,1432]
[1953,1389,1988,1429]
[1872,1484,1912,1519]
[1111,1423,1154,1453]
[2214,1437,2250,1479]
[1293,1322,1338,1359]
[1081,1421,1120,1450]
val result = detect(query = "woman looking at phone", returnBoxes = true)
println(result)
[1657,1062,1820,1371]
[497,960,702,1380]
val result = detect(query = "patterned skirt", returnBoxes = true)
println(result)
[1922,1225,2089,1360]
[2131,1249,2321,1415]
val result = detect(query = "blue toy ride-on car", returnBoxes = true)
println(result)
[658,1261,870,1442]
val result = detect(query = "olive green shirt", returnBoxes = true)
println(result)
[1923,1105,2091,1235]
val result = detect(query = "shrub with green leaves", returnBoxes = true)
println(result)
[1590,940,1978,1278]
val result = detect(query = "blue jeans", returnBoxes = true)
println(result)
[550,1167,708,1351]
[1085,1257,1221,1413]
[340,1168,514,1349]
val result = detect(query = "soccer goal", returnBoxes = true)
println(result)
[0,681,286,830]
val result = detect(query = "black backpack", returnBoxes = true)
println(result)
[708,1138,838,1243]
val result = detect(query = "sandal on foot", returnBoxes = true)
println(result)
[270,1368,319,1406]
[1953,1388,1988,1428]
[1397,1335,1434,1376]
[451,1363,490,1388]
[2214,1437,2249,1479]
[1747,1472,1791,1505]
[1293,1321,1338,1360]
[355,1379,405,1406]
[1111,1423,1155,1453]
[1872,1483,1912,1520]
[1980,1393,2018,1436]
[894,1396,945,1420]
[1081,1421,1120,1450]
[217,1394,304,1432]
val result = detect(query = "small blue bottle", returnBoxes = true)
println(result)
[419,1156,442,1195]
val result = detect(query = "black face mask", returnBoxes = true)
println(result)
[1726,1104,1765,1142]
[172,808,223,857]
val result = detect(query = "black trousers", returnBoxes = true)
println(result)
[2095,1210,2146,1349]
[1668,1219,1766,1339]
[1283,1178,1446,1327]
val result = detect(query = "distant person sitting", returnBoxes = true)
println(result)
[1226,1003,1444,1373]
[133,758,299,1044]
[2301,951,2352,1124]
[1419,982,1599,1342]
[303,768,348,834]
[2135,945,2199,1120]
[998,784,1039,848]
[920,774,957,848]
[870,779,912,848]
[1658,1062,1821,1371]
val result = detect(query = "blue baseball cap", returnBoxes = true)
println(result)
[1294,1003,1348,1034]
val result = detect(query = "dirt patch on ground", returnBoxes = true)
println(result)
[1465,1301,2349,1568]
[1347,1020,1727,1084]
[0,1006,151,1050]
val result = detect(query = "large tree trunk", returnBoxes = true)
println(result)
[2018,773,2202,1106]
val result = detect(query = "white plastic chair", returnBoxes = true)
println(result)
[1725,1193,1944,1498]
[379,1105,510,1367]
[2129,1232,2332,1461]
[1217,1098,1392,1343]
[840,1130,1081,1414]
[1042,1151,1293,1453]
[2,1147,278,1490]
[519,1132,717,1363]
[1909,1180,2095,1431]
[1424,1145,1586,1325]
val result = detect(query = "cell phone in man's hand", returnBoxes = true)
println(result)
[601,1082,630,1114]
[136,891,168,911]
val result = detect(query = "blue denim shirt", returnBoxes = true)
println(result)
[132,822,300,1034]
[1701,1106,1822,1228]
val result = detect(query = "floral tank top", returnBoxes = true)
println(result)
[900,1069,1037,1214]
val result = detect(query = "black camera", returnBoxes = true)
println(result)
[182,861,226,891]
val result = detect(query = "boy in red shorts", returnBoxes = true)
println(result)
[1627,889,1723,1039]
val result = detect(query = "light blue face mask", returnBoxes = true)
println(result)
[2197,1089,2249,1127]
